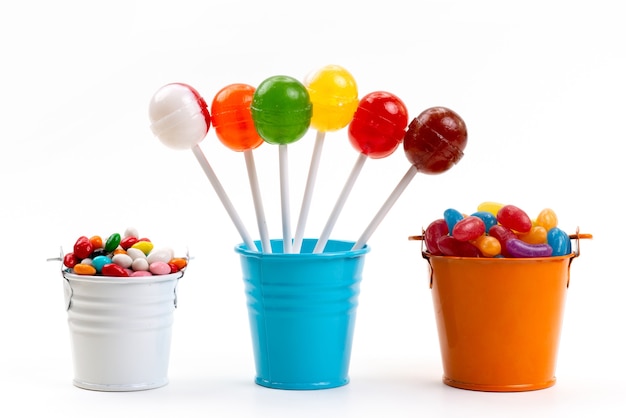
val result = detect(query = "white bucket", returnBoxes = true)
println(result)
[62,271,182,391]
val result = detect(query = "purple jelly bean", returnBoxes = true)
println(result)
[505,238,553,258]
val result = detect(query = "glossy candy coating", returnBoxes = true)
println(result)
[304,64,359,132]
[506,239,553,258]
[348,91,408,159]
[211,83,264,152]
[251,75,312,145]
[443,208,464,235]
[489,224,517,257]
[424,218,449,255]
[518,225,548,245]
[497,205,532,233]
[403,107,467,174]
[452,216,485,242]
[547,227,572,256]
[471,211,498,232]
[73,236,93,260]
[437,235,481,257]
[536,208,558,231]
[477,201,504,217]
[149,83,211,150]
[473,235,501,257]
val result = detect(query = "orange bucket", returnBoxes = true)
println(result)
[413,231,590,392]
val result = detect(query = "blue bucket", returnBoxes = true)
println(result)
[235,238,370,390]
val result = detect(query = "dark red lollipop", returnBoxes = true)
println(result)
[403,107,467,174]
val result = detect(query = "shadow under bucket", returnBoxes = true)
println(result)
[62,272,182,391]
[421,235,586,392]
[235,239,370,390]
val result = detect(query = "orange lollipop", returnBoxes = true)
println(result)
[211,84,271,252]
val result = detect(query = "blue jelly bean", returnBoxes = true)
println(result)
[92,255,112,273]
[443,208,464,234]
[547,227,571,256]
[471,211,498,232]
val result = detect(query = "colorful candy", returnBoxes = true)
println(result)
[422,203,575,258]
[63,229,188,277]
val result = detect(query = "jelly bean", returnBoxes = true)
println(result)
[130,270,152,277]
[168,263,180,273]
[101,263,130,277]
[89,235,103,250]
[73,263,96,275]
[452,216,485,241]
[497,205,532,233]
[535,208,558,231]
[147,247,174,265]
[112,248,127,256]
[443,208,464,235]
[476,201,504,217]
[126,247,146,260]
[132,240,154,255]
[505,239,553,258]
[170,257,188,270]
[73,236,93,260]
[104,233,121,252]
[547,227,571,256]
[149,261,171,275]
[471,211,497,232]
[488,224,517,257]
[424,218,449,255]
[112,253,133,269]
[120,236,138,250]
[437,235,481,257]
[63,253,77,269]
[92,255,112,273]
[472,235,501,257]
[124,227,139,238]
[132,258,149,271]
[518,225,548,245]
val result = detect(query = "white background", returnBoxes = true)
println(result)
[1,1,622,416]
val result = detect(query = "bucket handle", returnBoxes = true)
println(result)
[408,228,593,289]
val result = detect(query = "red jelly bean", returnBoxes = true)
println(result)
[63,252,78,268]
[120,236,139,250]
[101,263,130,277]
[488,225,517,257]
[452,216,485,241]
[497,205,532,233]
[437,235,481,257]
[73,236,94,260]
[424,218,449,255]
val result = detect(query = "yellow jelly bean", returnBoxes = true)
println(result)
[73,263,96,275]
[131,240,154,255]
[518,225,548,245]
[472,235,501,257]
[476,201,505,217]
[535,208,558,231]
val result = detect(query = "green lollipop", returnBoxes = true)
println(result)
[251,76,312,253]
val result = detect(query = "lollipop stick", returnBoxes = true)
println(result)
[293,130,326,253]
[191,145,258,251]
[352,165,418,250]
[244,149,271,253]
[279,144,293,253]
[313,152,367,253]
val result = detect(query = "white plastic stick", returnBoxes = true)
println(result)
[293,130,326,253]
[191,145,257,251]
[244,149,271,253]
[313,152,367,253]
[352,165,418,250]
[279,144,293,253]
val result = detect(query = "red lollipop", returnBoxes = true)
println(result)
[403,107,467,174]
[313,91,408,253]
[352,106,468,250]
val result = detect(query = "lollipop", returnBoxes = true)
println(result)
[149,82,257,251]
[313,91,408,253]
[251,75,312,253]
[292,65,358,253]
[351,106,468,250]
[211,83,271,253]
